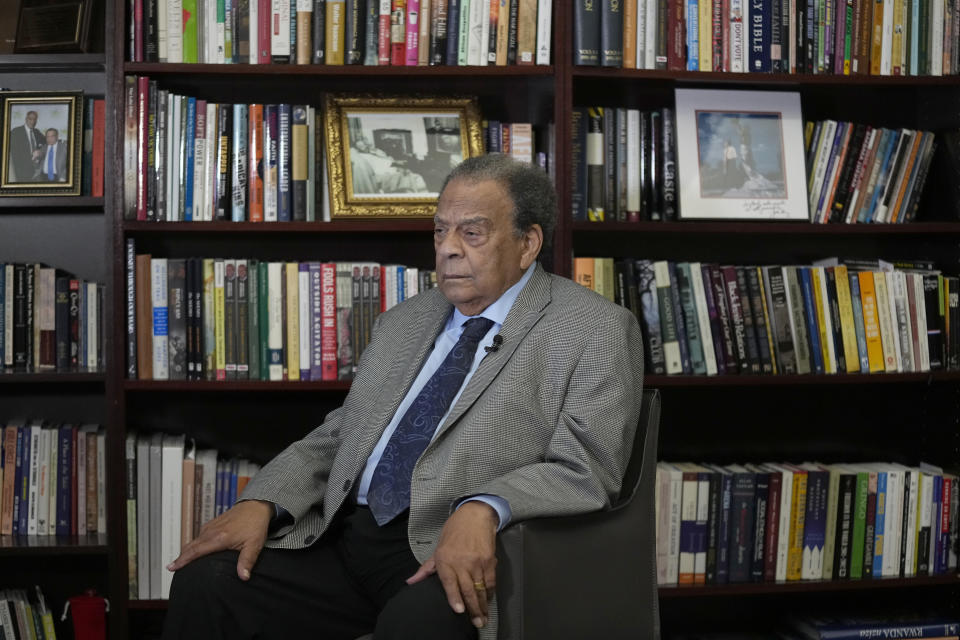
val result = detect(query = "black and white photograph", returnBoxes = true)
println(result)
[675,89,808,221]
[1,90,83,196]
[695,110,786,199]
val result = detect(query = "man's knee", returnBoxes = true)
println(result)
[374,577,477,640]
[169,550,240,602]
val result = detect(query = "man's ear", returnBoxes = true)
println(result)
[519,224,544,270]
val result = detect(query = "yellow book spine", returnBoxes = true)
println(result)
[574,257,595,291]
[787,471,808,581]
[595,257,615,302]
[285,262,300,381]
[699,0,712,72]
[811,267,834,374]
[872,271,898,372]
[833,265,861,373]
[858,271,885,372]
[890,0,904,74]
[214,260,226,380]
[203,259,216,377]
[326,0,346,65]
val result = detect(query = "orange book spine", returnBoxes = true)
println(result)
[858,271,885,372]
[573,257,595,291]
[248,104,264,222]
[1,426,17,535]
[181,457,195,547]
[623,0,638,69]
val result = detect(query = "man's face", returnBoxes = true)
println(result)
[25,113,37,128]
[45,130,58,145]
[434,178,542,317]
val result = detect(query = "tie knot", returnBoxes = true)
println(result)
[460,317,494,344]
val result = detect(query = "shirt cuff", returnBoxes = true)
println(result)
[457,495,512,532]
[269,503,294,533]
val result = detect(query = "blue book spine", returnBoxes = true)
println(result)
[872,471,887,577]
[677,263,706,374]
[445,0,461,65]
[229,460,239,507]
[748,0,772,71]
[215,461,226,516]
[396,266,406,302]
[277,104,292,222]
[848,274,870,372]
[909,0,920,76]
[16,424,31,534]
[668,263,693,374]
[12,427,23,533]
[815,622,960,640]
[687,0,699,70]
[816,124,846,219]
[57,425,73,535]
[798,268,824,375]
[715,472,733,584]
[309,262,323,381]
[865,132,899,223]
[802,470,829,573]
[184,97,196,221]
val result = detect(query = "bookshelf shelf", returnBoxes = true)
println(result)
[0,197,105,211]
[658,574,960,598]
[0,534,109,556]
[646,372,960,386]
[128,600,170,610]
[571,221,960,236]
[123,63,555,78]
[0,54,106,72]
[0,372,106,385]
[570,67,960,87]
[123,220,435,234]
[123,380,352,392]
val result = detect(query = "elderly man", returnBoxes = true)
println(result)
[164,154,644,640]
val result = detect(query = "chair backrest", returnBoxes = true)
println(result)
[618,388,661,508]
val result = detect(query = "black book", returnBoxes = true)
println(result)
[55,276,70,373]
[708,265,738,373]
[734,267,762,374]
[351,265,363,365]
[948,276,960,370]
[236,260,250,380]
[446,0,461,65]
[667,262,692,374]
[763,266,796,374]
[922,273,944,369]
[898,470,913,578]
[224,260,237,380]
[705,471,721,584]
[834,472,856,579]
[635,260,666,375]
[364,0,379,64]
[823,267,847,372]
[68,278,80,371]
[661,107,678,220]
[24,264,34,373]
[312,0,327,63]
[506,0,519,64]
[721,266,751,374]
[728,466,756,584]
[237,0,251,62]
[640,111,653,220]
[599,0,623,66]
[278,104,292,222]
[748,467,769,583]
[146,80,158,220]
[603,108,618,222]
[615,108,628,221]
[12,264,27,371]
[571,107,587,221]
[573,0,600,65]
[829,123,867,223]
[167,259,187,380]
[155,89,168,221]
[744,267,773,374]
[649,109,661,221]
[345,0,364,64]
[185,258,195,380]
[586,107,605,221]
[145,0,159,61]
[216,104,232,221]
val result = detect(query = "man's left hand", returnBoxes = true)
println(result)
[406,501,498,629]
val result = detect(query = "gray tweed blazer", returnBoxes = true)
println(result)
[240,263,645,639]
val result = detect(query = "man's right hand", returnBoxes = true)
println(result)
[167,499,274,581]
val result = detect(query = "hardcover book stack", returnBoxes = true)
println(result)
[0,420,106,538]
[0,587,57,640]
[127,240,437,382]
[127,0,553,66]
[0,263,105,374]
[655,460,959,587]
[574,0,960,75]
[124,432,260,599]
[805,120,937,224]
[124,77,323,222]
[575,257,960,376]
[571,106,679,222]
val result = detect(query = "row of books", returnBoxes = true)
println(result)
[0,264,105,374]
[124,432,262,599]
[574,0,960,76]
[805,120,936,224]
[675,618,960,640]
[0,588,57,640]
[81,98,106,198]
[656,461,959,587]
[123,77,324,222]
[574,257,960,376]
[571,107,679,222]
[128,0,552,66]
[0,421,106,537]
[126,244,437,381]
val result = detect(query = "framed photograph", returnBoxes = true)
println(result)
[675,89,809,221]
[324,94,484,218]
[15,0,95,53]
[1,91,83,196]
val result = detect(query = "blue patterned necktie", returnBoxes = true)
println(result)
[47,146,54,180]
[366,316,494,525]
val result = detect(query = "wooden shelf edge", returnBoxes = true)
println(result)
[646,372,960,386]
[658,574,960,598]
[0,196,105,211]
[123,62,555,77]
[123,220,434,233]
[0,534,109,556]
[0,54,106,71]
[571,221,960,235]
[571,67,960,87]
[0,372,106,384]
[124,380,352,392]
[127,600,170,610]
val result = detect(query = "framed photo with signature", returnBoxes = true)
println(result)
[675,89,809,221]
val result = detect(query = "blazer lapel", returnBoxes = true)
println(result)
[433,264,553,440]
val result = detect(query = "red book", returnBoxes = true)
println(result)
[259,0,272,62]
[248,104,264,222]
[390,0,407,65]
[133,0,144,61]
[667,0,686,70]
[763,471,782,582]
[91,99,105,197]
[136,76,149,221]
[378,1,392,64]
[320,263,338,381]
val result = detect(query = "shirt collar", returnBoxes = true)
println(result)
[446,262,537,332]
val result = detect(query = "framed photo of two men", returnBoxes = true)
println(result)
[0,91,83,196]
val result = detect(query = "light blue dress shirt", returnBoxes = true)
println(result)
[354,262,537,530]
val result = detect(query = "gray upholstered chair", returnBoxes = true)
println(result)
[357,388,662,640]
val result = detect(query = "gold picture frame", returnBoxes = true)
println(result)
[1,91,83,196]
[324,94,483,218]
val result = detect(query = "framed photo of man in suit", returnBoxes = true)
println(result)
[0,90,83,196]
[324,94,484,218]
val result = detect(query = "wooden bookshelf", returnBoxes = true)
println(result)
[0,197,105,211]
[123,220,435,234]
[0,535,110,557]
[658,574,960,598]
[123,380,352,392]
[124,62,555,77]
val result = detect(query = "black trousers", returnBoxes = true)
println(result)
[162,505,478,640]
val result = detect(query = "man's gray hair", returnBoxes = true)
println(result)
[440,153,557,256]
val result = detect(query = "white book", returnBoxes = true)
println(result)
[160,434,185,599]
[467,0,486,65]
[883,271,903,372]
[87,282,98,370]
[152,258,170,380]
[47,426,58,535]
[815,124,849,223]
[912,273,931,371]
[215,0,227,62]
[814,267,837,373]
[321,132,331,221]
[625,109,641,214]
[918,470,934,572]
[689,263,718,375]
[4,264,13,367]
[729,0,745,72]
[249,0,259,64]
[930,0,944,75]
[136,434,152,600]
[166,95,179,222]
[26,422,42,535]
[205,102,218,221]
[845,128,878,222]
[36,428,50,535]
[97,428,107,533]
[195,449,219,529]
[158,0,169,61]
[204,0,216,62]
[535,0,552,65]
[168,0,184,63]
[406,267,419,298]
[873,271,898,373]
[267,262,284,380]
[882,467,903,578]
[298,264,311,378]
[272,0,292,60]
[478,0,491,64]
[893,271,914,372]
[808,120,838,217]
[644,0,657,69]
[193,107,207,224]
[881,0,895,74]
[636,0,647,69]
[664,463,683,585]
[775,464,794,582]
[672,463,700,583]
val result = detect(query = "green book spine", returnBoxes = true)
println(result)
[849,471,869,579]
[458,0,471,65]
[248,259,260,380]
[258,261,270,380]
[183,0,199,62]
